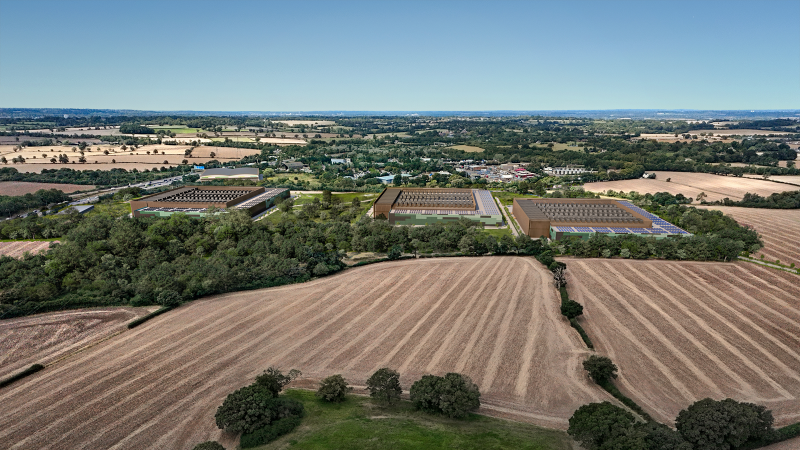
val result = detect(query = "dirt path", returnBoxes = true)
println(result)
[0,257,610,449]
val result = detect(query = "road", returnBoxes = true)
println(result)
[68,176,185,205]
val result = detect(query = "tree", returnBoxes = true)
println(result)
[410,373,481,419]
[214,384,276,434]
[210,152,216,158]
[254,367,301,397]
[366,368,402,405]
[278,196,294,213]
[561,299,583,319]
[583,355,617,384]
[675,398,775,450]
[316,374,352,402]
[636,422,692,450]
[696,192,707,202]
[568,401,638,450]
[0,156,6,164]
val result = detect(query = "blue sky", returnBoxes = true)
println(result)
[1,0,798,111]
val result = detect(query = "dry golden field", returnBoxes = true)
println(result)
[567,259,800,427]
[0,307,152,380]
[0,181,94,195]
[272,120,335,126]
[584,171,791,202]
[448,144,485,152]
[0,241,55,258]
[0,145,261,173]
[697,206,800,268]
[0,257,613,449]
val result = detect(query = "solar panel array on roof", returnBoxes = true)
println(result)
[538,202,643,224]
[154,188,252,203]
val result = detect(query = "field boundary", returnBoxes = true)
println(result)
[738,256,800,275]
[0,364,44,389]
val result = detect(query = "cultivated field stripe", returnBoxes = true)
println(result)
[479,267,527,390]
[424,258,510,373]
[667,264,800,371]
[573,261,702,401]
[375,259,486,368]
[395,259,508,373]
[340,259,487,373]
[615,263,789,398]
[515,260,557,397]
[293,268,425,368]
[453,260,523,374]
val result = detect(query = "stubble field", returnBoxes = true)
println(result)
[566,259,800,427]
[0,307,152,380]
[0,181,94,195]
[0,257,611,449]
[585,171,790,202]
[0,241,55,258]
[698,206,800,268]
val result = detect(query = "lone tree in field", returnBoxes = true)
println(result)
[583,355,617,385]
[366,368,402,405]
[675,398,775,450]
[316,374,352,403]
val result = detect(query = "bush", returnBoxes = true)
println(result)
[561,299,583,319]
[316,374,352,403]
[366,367,402,405]
[676,398,775,450]
[240,416,302,448]
[127,306,173,329]
[583,355,617,384]
[410,373,481,419]
[192,442,225,450]
[0,363,44,388]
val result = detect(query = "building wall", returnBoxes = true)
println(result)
[389,212,502,227]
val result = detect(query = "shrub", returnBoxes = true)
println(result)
[0,363,44,388]
[583,355,617,384]
[410,373,481,419]
[366,367,402,405]
[561,299,583,319]
[316,374,352,402]
[192,441,225,450]
[240,416,303,448]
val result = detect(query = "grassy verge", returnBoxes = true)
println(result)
[252,389,572,450]
[0,364,44,389]
[482,227,512,239]
[127,306,173,329]
[492,191,540,206]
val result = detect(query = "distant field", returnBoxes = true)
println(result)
[273,120,335,126]
[705,129,793,136]
[698,205,800,268]
[0,181,94,196]
[568,259,800,427]
[0,257,611,449]
[0,241,55,258]
[449,144,484,152]
[149,127,200,134]
[584,171,792,202]
[209,136,307,145]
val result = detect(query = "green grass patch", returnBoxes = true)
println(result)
[252,389,571,450]
[89,202,132,218]
[482,228,512,239]
[492,192,540,206]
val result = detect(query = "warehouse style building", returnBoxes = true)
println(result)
[512,198,690,240]
[130,186,288,218]
[373,188,503,226]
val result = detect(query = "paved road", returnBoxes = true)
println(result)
[69,176,184,205]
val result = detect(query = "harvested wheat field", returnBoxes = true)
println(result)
[0,307,153,380]
[448,144,485,152]
[0,181,93,196]
[698,206,800,268]
[0,241,55,258]
[566,258,800,427]
[0,257,611,449]
[585,171,790,202]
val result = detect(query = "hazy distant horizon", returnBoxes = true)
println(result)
[1,0,798,111]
